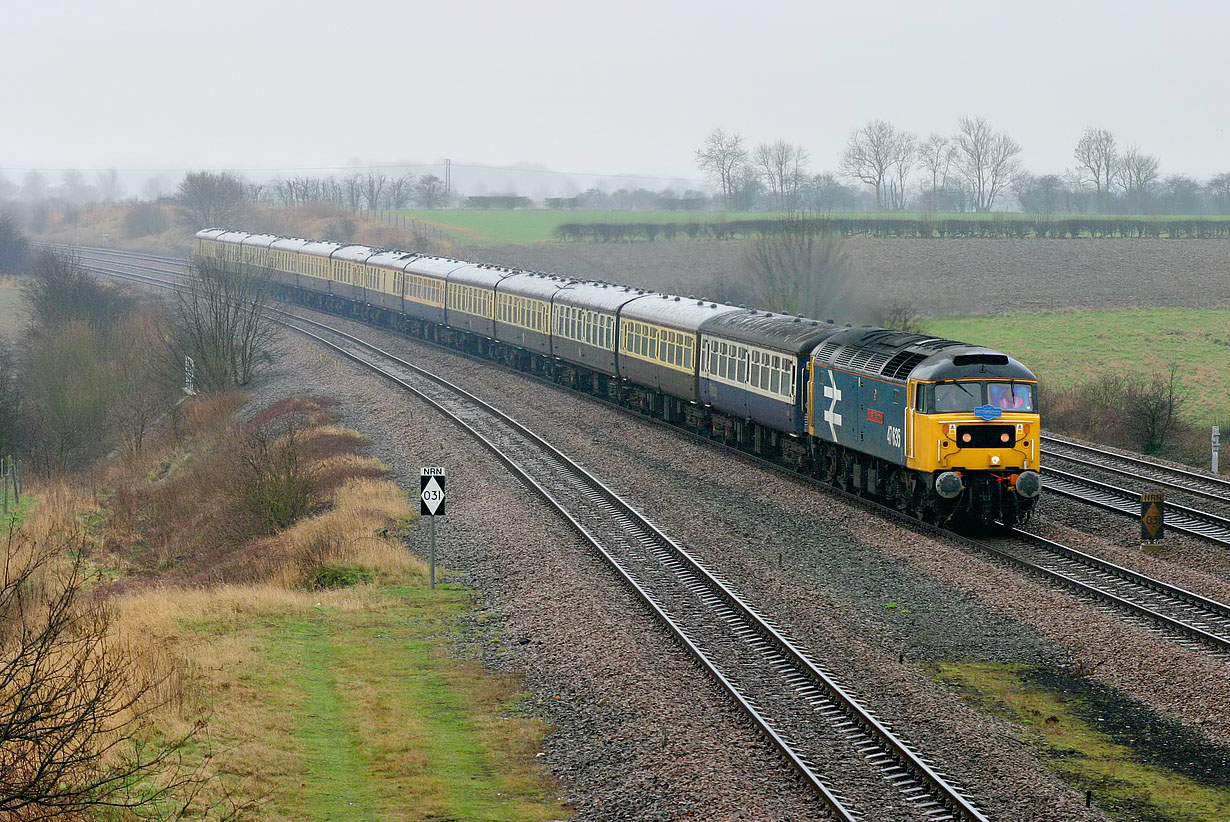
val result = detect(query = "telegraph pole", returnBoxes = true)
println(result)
[444,158,451,203]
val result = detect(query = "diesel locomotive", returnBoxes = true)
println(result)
[195,228,1042,527]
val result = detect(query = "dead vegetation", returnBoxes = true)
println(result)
[1046,364,1194,456]
[1,394,420,817]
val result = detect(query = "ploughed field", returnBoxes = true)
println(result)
[463,236,1230,317]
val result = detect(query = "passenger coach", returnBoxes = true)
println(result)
[193,228,1043,528]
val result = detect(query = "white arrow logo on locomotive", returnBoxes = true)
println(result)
[822,370,843,440]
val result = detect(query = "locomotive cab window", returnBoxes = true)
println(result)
[920,381,1036,413]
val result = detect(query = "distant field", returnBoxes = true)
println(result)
[400,209,767,244]
[397,209,1230,246]
[924,307,1230,426]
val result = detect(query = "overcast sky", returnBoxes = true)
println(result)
[4,0,1228,188]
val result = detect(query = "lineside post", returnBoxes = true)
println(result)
[420,466,447,589]
[1213,426,1220,475]
[1141,492,1165,552]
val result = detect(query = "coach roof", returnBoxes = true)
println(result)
[365,249,420,270]
[553,281,651,314]
[621,292,743,332]
[332,244,378,263]
[404,256,470,279]
[700,310,842,353]
[498,272,573,301]
[239,233,280,247]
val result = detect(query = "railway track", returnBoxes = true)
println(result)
[1042,434,1230,505]
[74,247,989,821]
[74,246,1230,661]
[1042,466,1230,547]
[69,246,1230,654]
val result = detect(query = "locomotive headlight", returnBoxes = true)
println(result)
[1014,470,1042,499]
[935,471,964,499]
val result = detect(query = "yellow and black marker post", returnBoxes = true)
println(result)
[1141,492,1165,551]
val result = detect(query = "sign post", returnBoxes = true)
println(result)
[183,356,197,396]
[1213,426,1221,475]
[420,467,446,589]
[1141,492,1165,551]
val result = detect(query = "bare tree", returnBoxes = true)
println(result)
[167,256,276,391]
[174,172,247,228]
[1117,147,1160,211]
[24,250,135,337]
[1208,172,1230,214]
[18,322,116,474]
[1073,127,1119,210]
[342,174,364,211]
[1123,364,1188,454]
[695,128,749,209]
[0,341,19,456]
[1014,173,1070,214]
[0,213,30,274]
[95,167,123,202]
[753,140,809,212]
[741,220,864,322]
[414,174,446,209]
[806,172,859,212]
[110,311,172,459]
[360,172,388,210]
[20,171,47,202]
[0,524,240,819]
[954,116,1021,211]
[385,173,416,209]
[917,133,956,209]
[841,120,915,210]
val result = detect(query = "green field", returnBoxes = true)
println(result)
[924,307,1230,425]
[400,209,768,244]
[397,209,1230,246]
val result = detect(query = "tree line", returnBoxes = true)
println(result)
[697,121,1230,215]
[0,215,276,474]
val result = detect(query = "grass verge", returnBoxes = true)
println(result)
[118,583,565,821]
[924,307,1230,427]
[937,662,1230,821]
[14,396,566,820]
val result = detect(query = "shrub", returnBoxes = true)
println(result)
[310,562,375,590]
[233,418,318,534]
[121,202,169,238]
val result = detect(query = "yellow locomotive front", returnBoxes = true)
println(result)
[907,373,1042,525]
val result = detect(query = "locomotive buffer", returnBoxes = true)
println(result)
[421,467,446,588]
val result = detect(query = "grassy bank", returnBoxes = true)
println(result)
[7,395,565,820]
[924,307,1230,427]
[938,662,1230,821]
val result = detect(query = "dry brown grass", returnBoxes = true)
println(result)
[4,394,561,820]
